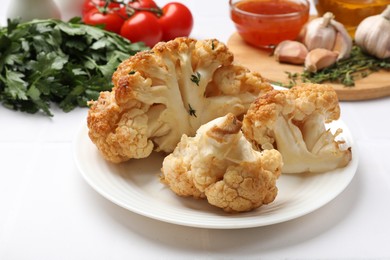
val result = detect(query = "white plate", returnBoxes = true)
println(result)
[73,120,358,229]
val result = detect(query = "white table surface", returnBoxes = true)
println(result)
[1,0,390,259]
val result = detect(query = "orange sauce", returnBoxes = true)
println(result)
[231,0,309,48]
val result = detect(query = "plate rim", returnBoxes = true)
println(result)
[73,120,358,229]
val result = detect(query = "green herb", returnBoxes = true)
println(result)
[281,45,390,88]
[190,72,201,86]
[188,103,197,117]
[0,18,148,116]
[283,71,299,88]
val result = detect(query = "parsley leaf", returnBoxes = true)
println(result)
[0,18,148,116]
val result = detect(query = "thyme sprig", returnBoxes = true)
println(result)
[281,45,390,88]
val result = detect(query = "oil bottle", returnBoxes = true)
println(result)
[314,0,390,37]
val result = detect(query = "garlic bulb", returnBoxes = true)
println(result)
[355,5,390,59]
[303,12,352,60]
[304,12,336,50]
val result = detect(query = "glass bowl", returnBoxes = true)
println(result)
[229,0,310,49]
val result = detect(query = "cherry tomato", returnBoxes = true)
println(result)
[82,0,121,16]
[83,8,125,34]
[127,0,159,10]
[120,11,163,47]
[159,3,193,41]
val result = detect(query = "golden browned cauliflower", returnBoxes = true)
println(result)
[87,37,272,163]
[161,113,283,213]
[242,83,352,174]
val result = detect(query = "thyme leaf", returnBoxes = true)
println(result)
[188,103,197,117]
[190,72,201,86]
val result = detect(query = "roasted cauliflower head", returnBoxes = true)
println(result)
[87,37,272,163]
[161,113,283,213]
[242,83,352,174]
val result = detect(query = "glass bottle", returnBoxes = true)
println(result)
[314,0,390,37]
[7,0,61,22]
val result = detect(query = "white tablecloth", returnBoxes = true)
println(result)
[1,0,390,259]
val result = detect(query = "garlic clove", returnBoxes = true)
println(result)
[330,20,353,60]
[304,12,337,51]
[304,48,338,73]
[332,31,353,60]
[274,40,308,65]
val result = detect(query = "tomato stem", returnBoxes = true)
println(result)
[96,0,163,18]
[94,0,116,14]
[125,6,163,17]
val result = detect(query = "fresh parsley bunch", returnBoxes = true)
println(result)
[0,18,148,116]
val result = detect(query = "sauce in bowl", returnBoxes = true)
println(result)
[230,0,310,49]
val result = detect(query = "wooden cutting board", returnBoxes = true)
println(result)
[227,32,390,101]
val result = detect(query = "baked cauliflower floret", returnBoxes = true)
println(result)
[242,83,352,174]
[161,113,283,213]
[88,37,272,163]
